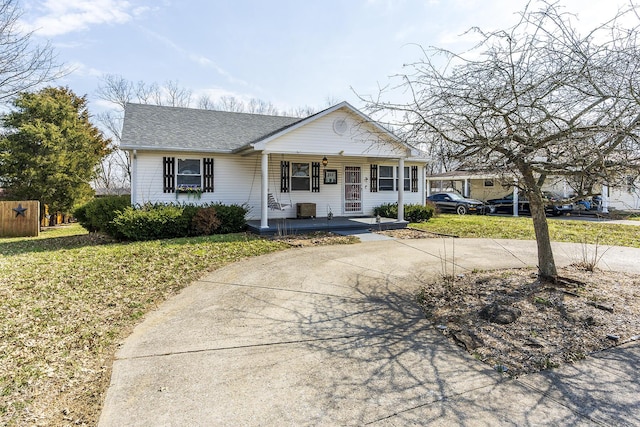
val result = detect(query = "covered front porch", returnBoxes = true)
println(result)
[246,215,408,236]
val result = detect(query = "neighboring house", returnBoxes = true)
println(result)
[121,102,429,230]
[426,170,640,212]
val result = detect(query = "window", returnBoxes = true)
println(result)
[397,166,410,191]
[484,179,495,187]
[291,162,310,191]
[379,166,394,191]
[177,159,201,190]
[378,165,409,191]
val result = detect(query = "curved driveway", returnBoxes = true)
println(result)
[99,238,640,426]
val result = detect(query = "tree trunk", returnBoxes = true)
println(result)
[529,193,557,280]
[520,167,558,281]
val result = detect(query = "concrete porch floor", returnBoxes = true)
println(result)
[246,216,408,236]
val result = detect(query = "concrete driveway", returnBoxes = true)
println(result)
[99,239,640,426]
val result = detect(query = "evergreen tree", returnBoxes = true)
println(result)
[0,87,111,216]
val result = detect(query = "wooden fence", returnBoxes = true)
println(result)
[0,201,40,237]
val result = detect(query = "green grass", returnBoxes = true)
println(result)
[0,224,289,426]
[2,217,638,424]
[411,214,640,248]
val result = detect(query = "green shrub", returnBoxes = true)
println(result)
[373,202,434,223]
[209,203,248,234]
[374,203,398,219]
[404,203,435,222]
[110,202,247,241]
[74,195,131,233]
[111,204,189,241]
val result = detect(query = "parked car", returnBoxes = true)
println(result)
[427,192,488,215]
[486,193,530,215]
[487,191,573,216]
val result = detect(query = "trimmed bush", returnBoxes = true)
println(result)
[109,202,248,241]
[404,203,435,222]
[373,203,434,223]
[111,204,189,241]
[210,203,248,234]
[74,195,131,234]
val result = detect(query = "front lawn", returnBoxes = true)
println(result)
[411,214,640,248]
[0,224,289,426]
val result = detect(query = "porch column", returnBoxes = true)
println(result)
[513,185,519,217]
[422,166,428,204]
[397,158,405,221]
[464,178,470,197]
[260,152,269,228]
[602,184,609,214]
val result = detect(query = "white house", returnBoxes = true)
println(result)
[121,102,429,231]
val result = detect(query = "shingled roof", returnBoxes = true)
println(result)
[120,103,303,153]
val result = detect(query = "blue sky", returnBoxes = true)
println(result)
[19,0,636,116]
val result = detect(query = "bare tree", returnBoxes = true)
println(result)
[164,80,191,107]
[95,74,132,110]
[0,0,63,102]
[363,1,640,280]
[95,76,199,191]
[197,94,216,110]
[286,105,317,117]
[218,95,245,112]
[247,97,279,115]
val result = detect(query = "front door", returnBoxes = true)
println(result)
[344,166,362,213]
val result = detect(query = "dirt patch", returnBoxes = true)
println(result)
[417,266,640,377]
[270,231,359,246]
[375,227,442,239]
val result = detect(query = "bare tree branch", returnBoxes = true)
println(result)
[0,0,64,102]
[361,0,640,280]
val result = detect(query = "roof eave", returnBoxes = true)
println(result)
[120,145,235,154]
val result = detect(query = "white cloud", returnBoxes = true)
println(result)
[22,0,143,37]
[139,26,249,87]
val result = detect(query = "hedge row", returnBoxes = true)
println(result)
[75,197,248,241]
[373,202,435,223]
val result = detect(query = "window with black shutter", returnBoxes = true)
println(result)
[163,157,175,193]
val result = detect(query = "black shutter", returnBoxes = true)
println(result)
[163,157,175,193]
[411,166,418,192]
[370,164,378,192]
[280,161,290,193]
[311,162,320,192]
[203,158,214,192]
